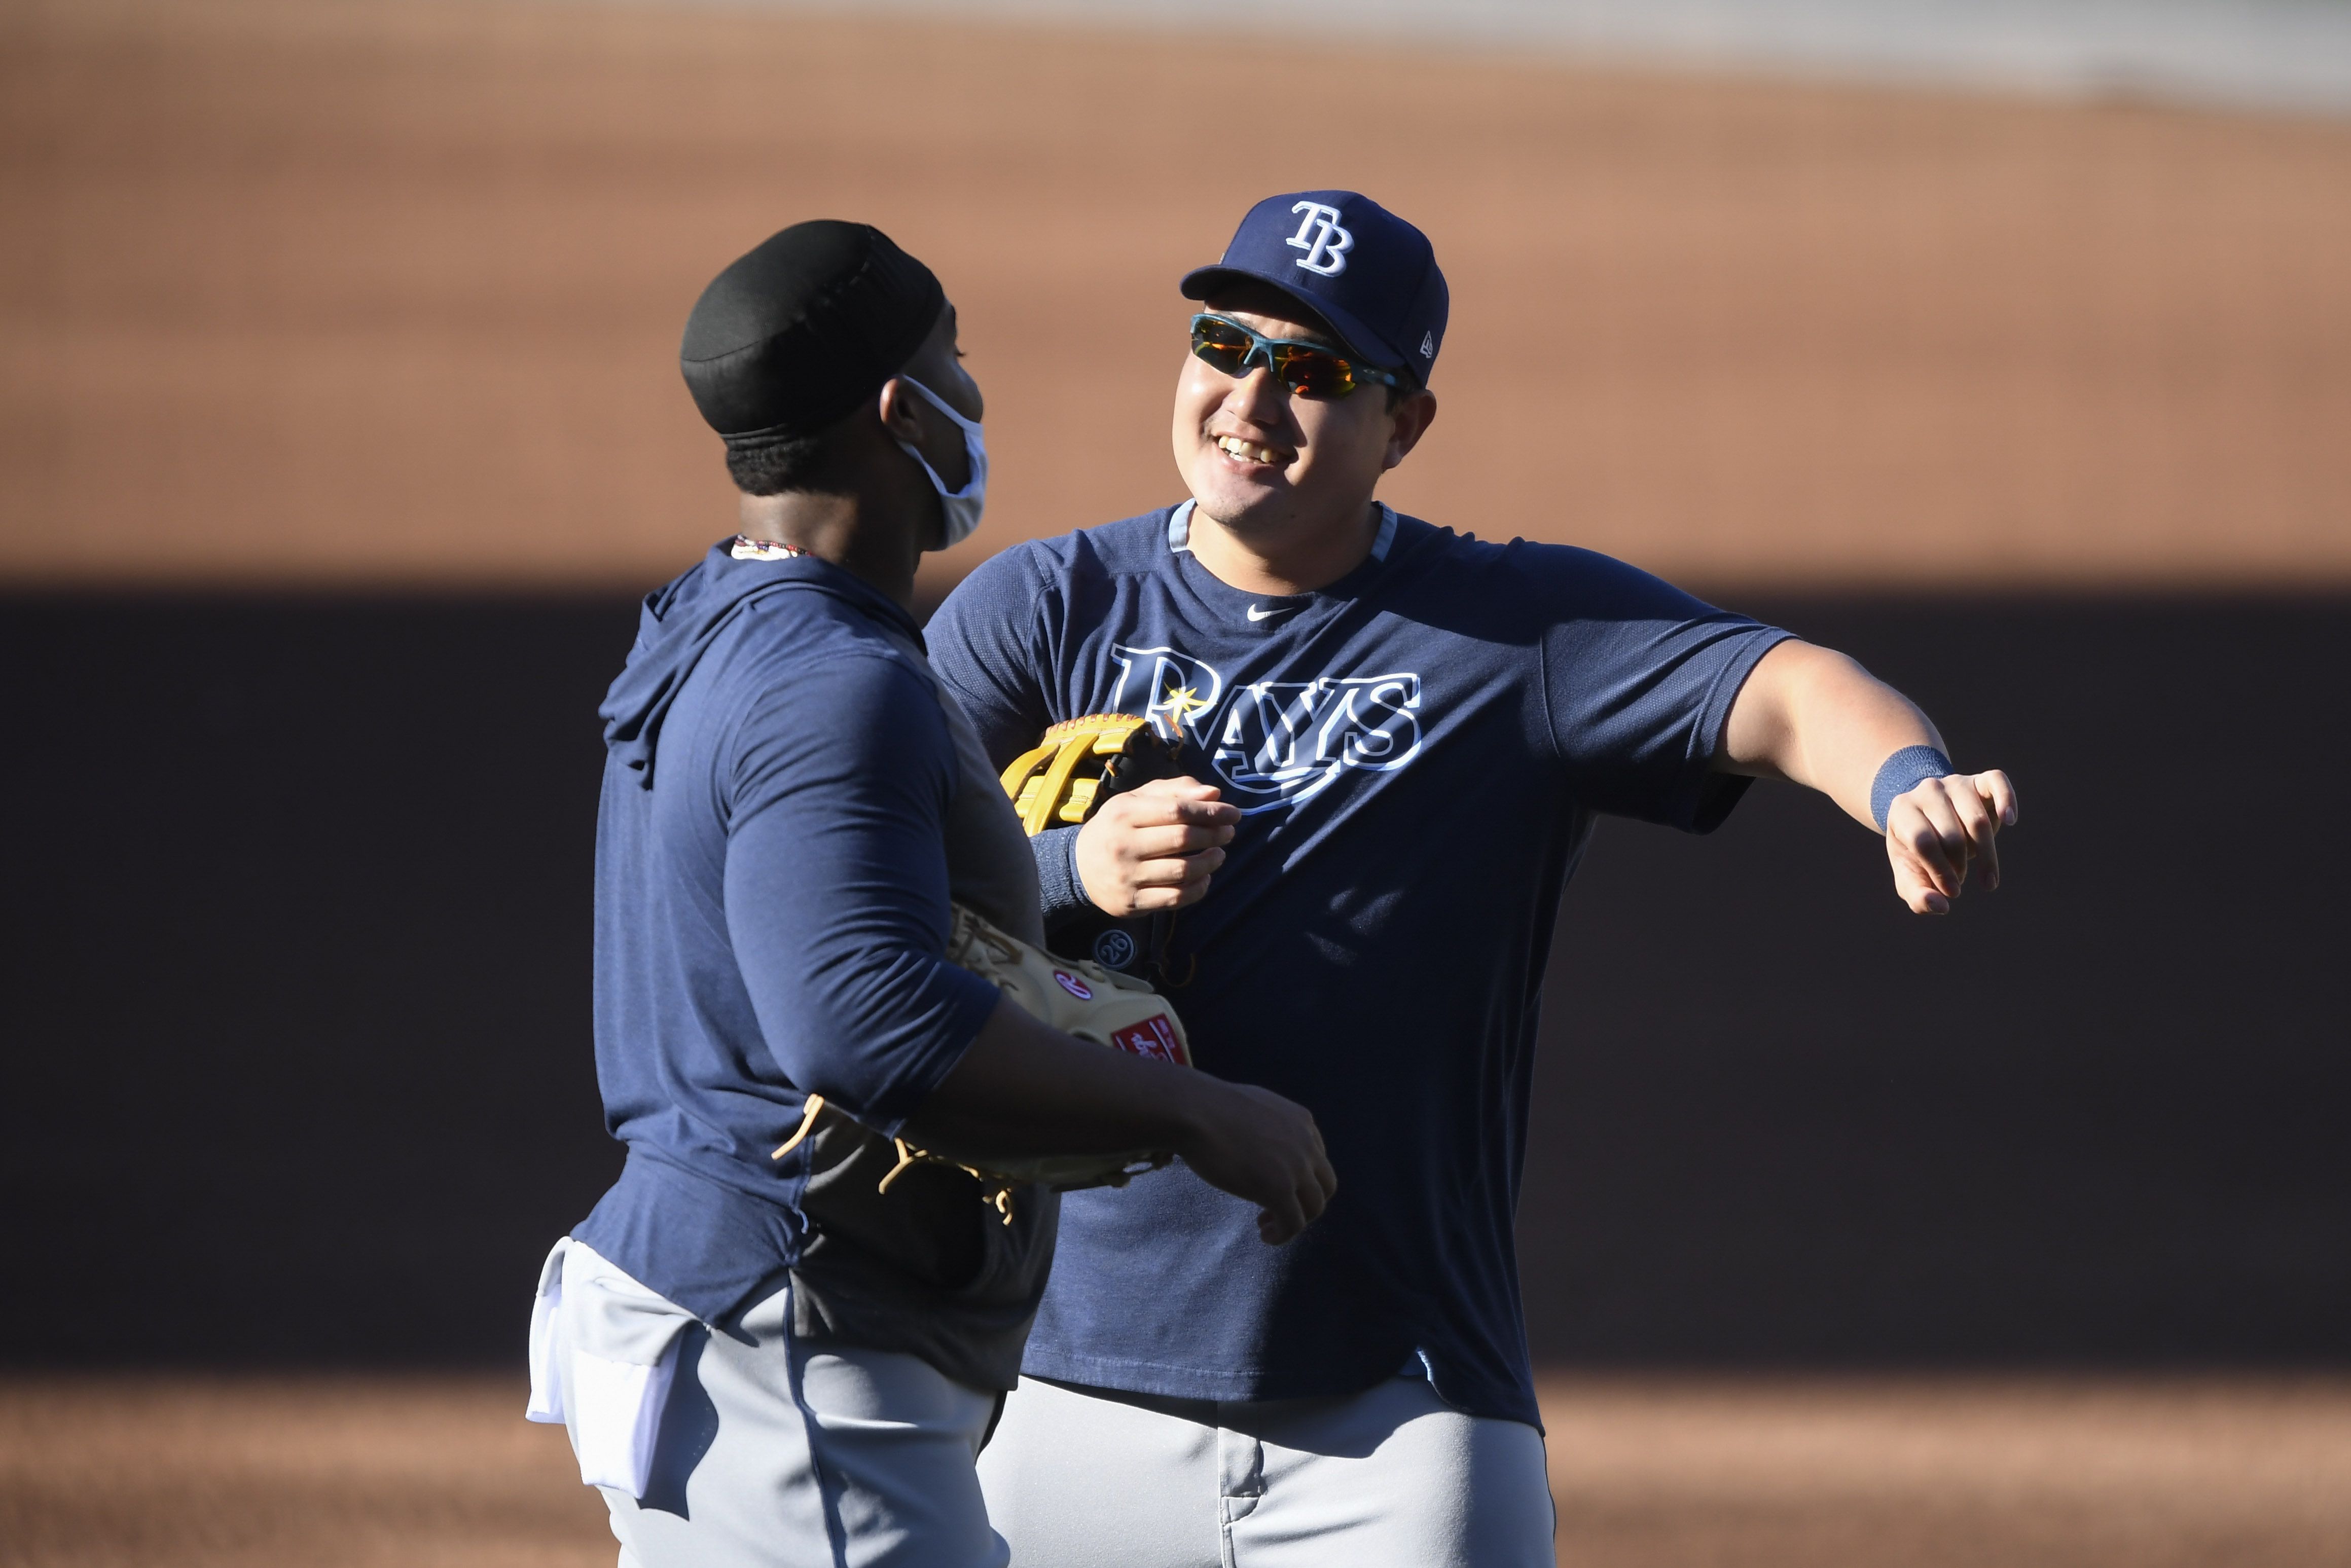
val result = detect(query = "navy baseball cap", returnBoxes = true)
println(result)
[1181,190,1448,387]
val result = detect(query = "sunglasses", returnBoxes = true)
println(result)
[1188,314,1402,400]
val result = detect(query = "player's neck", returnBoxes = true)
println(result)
[1186,496,1380,598]
[737,488,922,612]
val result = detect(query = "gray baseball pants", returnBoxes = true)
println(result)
[974,1371,1557,1567]
[532,1238,1007,1568]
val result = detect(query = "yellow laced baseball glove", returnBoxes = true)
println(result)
[998,713,1187,835]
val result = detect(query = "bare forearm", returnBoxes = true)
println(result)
[1719,636,2019,914]
[898,993,1209,1159]
[1719,640,1944,830]
[900,992,1339,1244]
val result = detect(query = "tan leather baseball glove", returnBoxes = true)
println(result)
[772,903,1192,1222]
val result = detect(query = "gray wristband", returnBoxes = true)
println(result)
[1871,746,1954,831]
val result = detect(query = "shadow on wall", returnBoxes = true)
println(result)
[1,592,2343,1365]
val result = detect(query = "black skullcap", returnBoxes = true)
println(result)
[679,221,946,442]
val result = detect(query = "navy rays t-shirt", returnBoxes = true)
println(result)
[928,502,1790,1428]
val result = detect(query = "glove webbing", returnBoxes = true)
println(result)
[999,712,1169,835]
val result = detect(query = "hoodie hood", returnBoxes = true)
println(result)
[600,540,923,787]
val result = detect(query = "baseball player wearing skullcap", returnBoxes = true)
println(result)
[522,220,1333,1568]
[926,191,2020,1565]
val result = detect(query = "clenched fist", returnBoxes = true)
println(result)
[1886,770,2019,914]
[1173,1079,1337,1245]
[1075,776,1241,916]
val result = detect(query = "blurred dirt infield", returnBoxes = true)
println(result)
[5,1377,2350,1567]
[4,0,2349,592]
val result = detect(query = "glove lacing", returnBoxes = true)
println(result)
[770,1092,1022,1225]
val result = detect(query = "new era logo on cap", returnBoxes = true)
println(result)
[1180,190,1450,386]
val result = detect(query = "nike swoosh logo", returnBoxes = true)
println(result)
[1246,604,1282,621]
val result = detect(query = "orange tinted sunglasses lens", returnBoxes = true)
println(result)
[1189,315,1388,399]
[1190,318,1255,377]
[1267,342,1361,398]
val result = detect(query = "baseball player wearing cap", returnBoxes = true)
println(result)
[523,221,1333,1568]
[927,192,2018,1565]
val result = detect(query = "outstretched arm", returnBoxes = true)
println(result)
[1718,640,2019,914]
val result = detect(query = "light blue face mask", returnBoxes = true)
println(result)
[894,376,988,550]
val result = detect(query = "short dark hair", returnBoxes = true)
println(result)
[724,431,835,496]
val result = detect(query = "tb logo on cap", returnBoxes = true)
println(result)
[1286,202,1354,277]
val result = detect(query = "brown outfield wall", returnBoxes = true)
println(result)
[3,0,2349,593]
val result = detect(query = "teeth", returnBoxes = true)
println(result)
[1216,435,1283,465]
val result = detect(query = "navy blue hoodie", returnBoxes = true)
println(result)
[572,541,1053,1388]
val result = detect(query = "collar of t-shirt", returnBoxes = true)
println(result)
[729,535,805,561]
[1165,498,1398,628]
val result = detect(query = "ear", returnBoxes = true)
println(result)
[1381,390,1438,471]
[875,377,926,445]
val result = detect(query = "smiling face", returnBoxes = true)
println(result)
[1171,280,1432,542]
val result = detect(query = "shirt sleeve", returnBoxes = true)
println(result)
[1532,545,1793,832]
[720,652,1002,1135]
[930,552,1107,922]
[925,545,1060,772]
